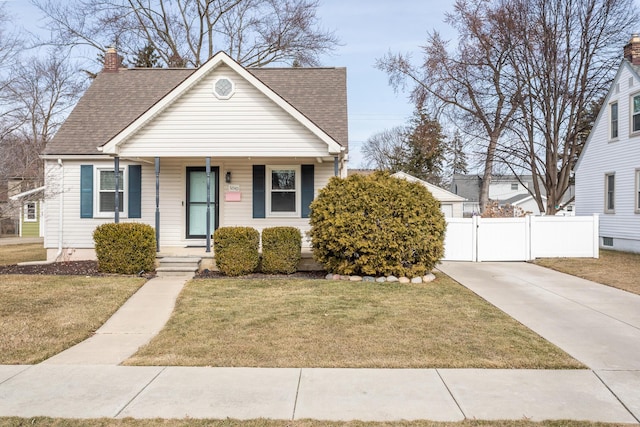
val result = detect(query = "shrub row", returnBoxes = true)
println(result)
[214,226,301,276]
[93,223,302,276]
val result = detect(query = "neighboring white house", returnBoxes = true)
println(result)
[391,171,466,218]
[575,34,640,253]
[41,49,348,262]
[450,174,575,216]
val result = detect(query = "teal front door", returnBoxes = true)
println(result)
[186,167,219,239]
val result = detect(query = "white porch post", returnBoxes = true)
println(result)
[155,157,160,252]
[114,156,120,223]
[206,157,211,253]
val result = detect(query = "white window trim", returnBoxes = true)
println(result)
[610,101,619,140]
[94,167,128,218]
[267,165,300,218]
[24,201,37,222]
[212,76,235,100]
[636,169,640,214]
[604,172,615,214]
[631,92,640,135]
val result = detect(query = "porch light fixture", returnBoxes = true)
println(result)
[225,171,232,183]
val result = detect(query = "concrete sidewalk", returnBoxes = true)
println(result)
[1,261,639,423]
[0,365,637,422]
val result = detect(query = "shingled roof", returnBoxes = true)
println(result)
[44,64,348,156]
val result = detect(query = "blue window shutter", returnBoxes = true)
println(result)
[301,164,314,218]
[80,165,93,218]
[128,165,142,218]
[253,165,265,218]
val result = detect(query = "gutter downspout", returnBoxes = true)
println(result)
[56,158,63,261]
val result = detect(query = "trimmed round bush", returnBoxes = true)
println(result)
[93,222,156,274]
[261,226,302,274]
[309,171,446,277]
[213,226,260,276]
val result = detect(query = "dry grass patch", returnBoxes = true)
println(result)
[0,275,145,364]
[0,418,625,427]
[126,274,582,369]
[534,250,640,295]
[0,243,46,265]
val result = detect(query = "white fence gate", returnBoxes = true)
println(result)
[443,214,599,262]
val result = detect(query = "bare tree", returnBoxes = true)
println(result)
[1,49,86,202]
[362,109,447,185]
[31,0,339,69]
[0,4,25,140]
[377,0,521,212]
[496,0,637,214]
[362,126,407,172]
[378,0,637,215]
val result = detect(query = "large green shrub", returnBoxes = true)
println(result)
[213,226,260,276]
[93,222,156,274]
[261,226,301,274]
[309,171,446,277]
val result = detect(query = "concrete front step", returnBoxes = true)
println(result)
[156,257,201,277]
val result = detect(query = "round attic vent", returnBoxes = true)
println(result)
[213,77,234,99]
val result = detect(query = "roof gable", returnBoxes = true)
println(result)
[44,53,347,156]
[100,51,343,156]
[575,59,640,172]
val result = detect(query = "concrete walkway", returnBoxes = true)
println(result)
[0,262,639,423]
[42,273,193,365]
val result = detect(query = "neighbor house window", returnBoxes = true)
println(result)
[511,183,518,191]
[610,102,618,139]
[268,166,299,216]
[633,94,640,133]
[97,168,124,214]
[605,173,615,213]
[24,202,37,222]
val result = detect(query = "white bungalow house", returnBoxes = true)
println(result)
[575,34,640,253]
[41,49,348,264]
[390,172,466,218]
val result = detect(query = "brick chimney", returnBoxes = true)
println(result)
[104,47,120,72]
[624,34,640,65]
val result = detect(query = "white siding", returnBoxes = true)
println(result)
[575,63,640,252]
[43,157,335,257]
[117,64,333,158]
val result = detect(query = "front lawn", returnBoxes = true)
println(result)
[534,249,640,295]
[0,243,46,265]
[0,275,145,364]
[125,275,583,369]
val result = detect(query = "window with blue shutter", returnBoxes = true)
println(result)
[80,165,93,218]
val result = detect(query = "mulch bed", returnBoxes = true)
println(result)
[0,260,326,279]
[0,260,102,276]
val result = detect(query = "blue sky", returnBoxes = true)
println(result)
[3,0,455,167]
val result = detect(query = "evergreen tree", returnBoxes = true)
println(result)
[448,130,469,176]
[132,43,161,68]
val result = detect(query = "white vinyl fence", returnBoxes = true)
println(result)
[443,214,599,262]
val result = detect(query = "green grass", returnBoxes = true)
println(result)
[0,243,46,265]
[0,275,146,364]
[125,274,583,369]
